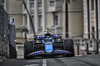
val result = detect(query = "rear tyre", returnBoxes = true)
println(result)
[63,39,74,57]
[24,41,34,59]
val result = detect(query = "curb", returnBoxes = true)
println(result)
[0,56,7,62]
[0,58,6,62]
[0,59,3,62]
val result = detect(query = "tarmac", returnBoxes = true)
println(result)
[0,54,100,66]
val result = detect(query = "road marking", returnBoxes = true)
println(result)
[25,60,40,66]
[28,60,40,63]
[75,55,83,56]
[58,58,91,66]
[25,64,39,66]
[42,59,47,66]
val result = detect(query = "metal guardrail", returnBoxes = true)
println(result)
[9,44,17,58]
[72,38,100,55]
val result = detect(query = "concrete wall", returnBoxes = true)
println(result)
[16,44,24,58]
[45,0,84,37]
[7,0,23,43]
[69,12,83,37]
[7,0,23,28]
[46,13,53,28]
[68,0,83,37]
[98,0,100,39]
[5,0,84,43]
[7,0,22,12]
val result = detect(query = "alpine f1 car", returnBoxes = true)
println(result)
[22,0,74,59]
[24,31,74,59]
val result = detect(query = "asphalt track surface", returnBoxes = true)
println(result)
[0,54,100,66]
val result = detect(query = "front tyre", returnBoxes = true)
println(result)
[63,39,75,57]
[24,41,34,59]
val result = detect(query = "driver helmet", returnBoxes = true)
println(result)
[45,29,51,33]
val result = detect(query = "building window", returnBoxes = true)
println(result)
[50,1,55,6]
[30,0,34,1]
[92,27,94,38]
[38,0,42,7]
[38,0,42,2]
[91,0,94,10]
[82,44,84,46]
[31,10,34,14]
[30,0,34,7]
[99,45,100,48]
[25,15,27,25]
[38,2,42,7]
[39,15,42,28]
[90,44,93,47]
[53,12,58,26]
[32,16,34,23]
[30,16,34,29]
[55,16,58,25]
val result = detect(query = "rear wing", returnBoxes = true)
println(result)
[34,34,62,40]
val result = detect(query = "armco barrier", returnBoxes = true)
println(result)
[72,38,100,55]
[9,25,16,49]
[9,44,17,58]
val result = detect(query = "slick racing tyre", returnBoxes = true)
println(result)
[24,41,34,59]
[63,39,75,57]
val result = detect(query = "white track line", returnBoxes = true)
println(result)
[75,55,83,56]
[42,59,47,66]
[25,64,39,66]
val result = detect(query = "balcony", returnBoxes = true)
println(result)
[48,0,64,12]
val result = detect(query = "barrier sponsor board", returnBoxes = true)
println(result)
[10,18,15,25]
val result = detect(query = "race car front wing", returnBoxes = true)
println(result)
[28,50,71,56]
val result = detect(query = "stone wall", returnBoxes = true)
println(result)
[0,3,16,59]
[0,36,9,59]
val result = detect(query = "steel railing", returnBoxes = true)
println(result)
[72,38,100,55]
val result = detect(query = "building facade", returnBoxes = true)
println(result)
[82,0,100,53]
[1,0,83,43]
[22,0,65,39]
[0,0,84,57]
[22,0,83,39]
[83,0,100,39]
[0,0,24,43]
[68,0,83,37]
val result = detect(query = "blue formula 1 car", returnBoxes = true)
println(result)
[24,31,74,59]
